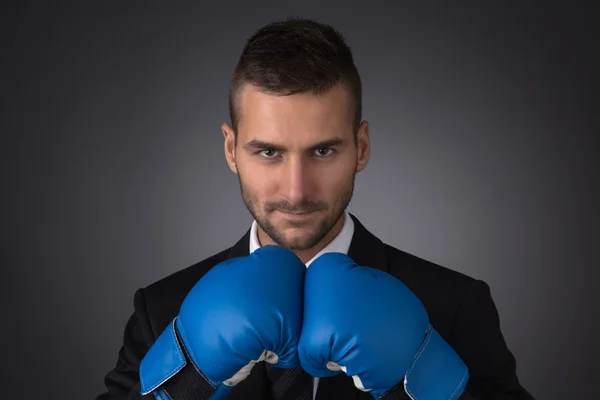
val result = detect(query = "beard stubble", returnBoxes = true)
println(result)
[236,170,356,251]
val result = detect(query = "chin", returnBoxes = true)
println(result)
[280,238,318,252]
[271,229,320,251]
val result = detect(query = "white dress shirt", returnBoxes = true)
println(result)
[249,210,355,400]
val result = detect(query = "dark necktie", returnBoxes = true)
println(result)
[266,364,313,400]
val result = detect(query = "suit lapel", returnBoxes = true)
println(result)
[226,227,252,259]
[347,213,389,273]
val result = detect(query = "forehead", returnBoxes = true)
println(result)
[236,84,354,143]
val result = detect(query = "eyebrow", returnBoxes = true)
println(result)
[242,137,347,152]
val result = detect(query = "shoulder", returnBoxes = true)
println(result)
[381,243,484,334]
[135,246,234,335]
[383,243,476,289]
[146,247,231,295]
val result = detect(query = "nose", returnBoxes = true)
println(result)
[281,156,312,206]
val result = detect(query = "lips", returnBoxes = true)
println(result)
[276,210,317,219]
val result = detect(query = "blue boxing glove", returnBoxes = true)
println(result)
[139,245,306,400]
[298,253,469,400]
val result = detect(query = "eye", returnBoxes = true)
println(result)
[314,148,335,157]
[259,149,279,158]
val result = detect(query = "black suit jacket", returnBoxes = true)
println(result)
[97,214,534,400]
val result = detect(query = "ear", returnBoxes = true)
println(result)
[356,120,370,173]
[222,122,238,174]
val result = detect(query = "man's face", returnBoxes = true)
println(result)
[223,84,369,251]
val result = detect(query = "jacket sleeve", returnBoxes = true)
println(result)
[96,288,154,399]
[447,279,536,399]
[380,279,535,400]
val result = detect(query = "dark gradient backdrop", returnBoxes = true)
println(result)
[3,2,598,400]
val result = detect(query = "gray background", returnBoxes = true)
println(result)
[3,1,598,399]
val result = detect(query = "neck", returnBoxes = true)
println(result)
[257,213,346,264]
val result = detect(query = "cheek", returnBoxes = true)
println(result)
[315,165,354,195]
[241,167,276,199]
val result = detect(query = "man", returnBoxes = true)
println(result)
[97,18,534,400]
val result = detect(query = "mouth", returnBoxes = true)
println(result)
[276,210,318,220]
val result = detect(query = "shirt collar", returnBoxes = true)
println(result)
[249,210,355,266]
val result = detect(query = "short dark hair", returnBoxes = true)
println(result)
[228,17,362,142]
